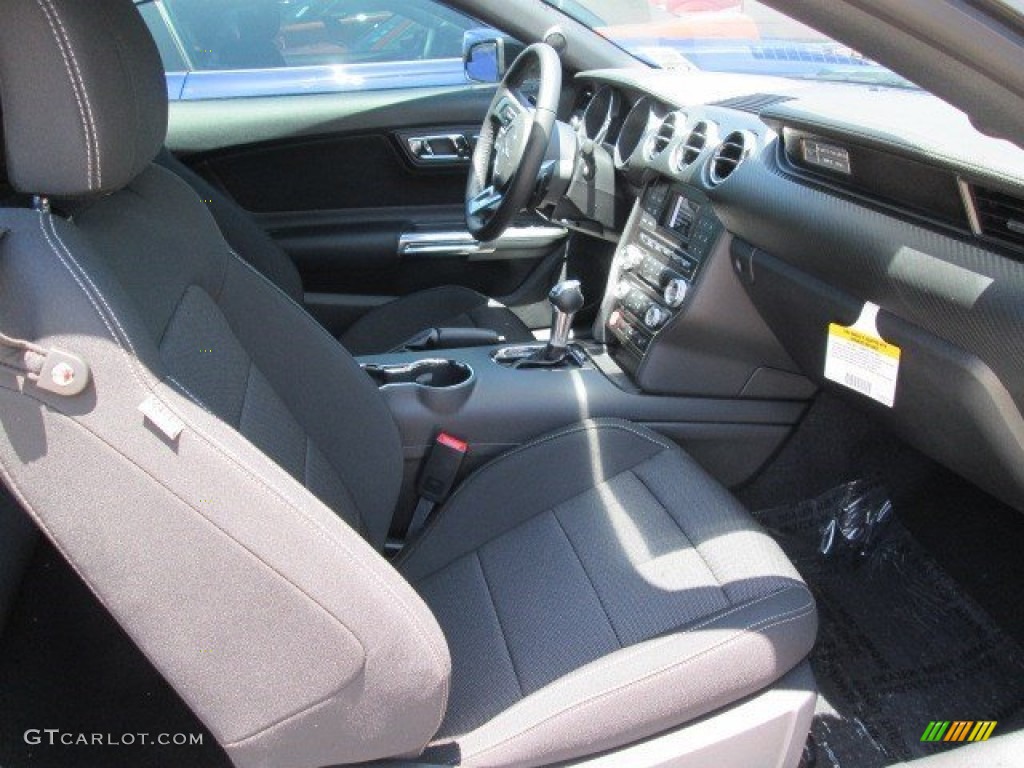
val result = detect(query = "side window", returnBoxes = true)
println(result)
[136,1,187,72]
[276,1,473,67]
[144,0,484,97]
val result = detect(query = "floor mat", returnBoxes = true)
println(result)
[758,492,1024,768]
[898,470,1024,649]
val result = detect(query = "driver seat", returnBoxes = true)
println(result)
[154,147,536,355]
[0,2,817,767]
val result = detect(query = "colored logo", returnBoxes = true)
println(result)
[921,721,997,743]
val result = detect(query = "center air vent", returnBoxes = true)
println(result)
[708,131,753,185]
[673,121,710,172]
[646,111,680,159]
[973,185,1024,251]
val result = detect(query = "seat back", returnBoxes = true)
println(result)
[154,148,305,303]
[0,1,450,766]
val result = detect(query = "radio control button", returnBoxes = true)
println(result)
[644,305,669,330]
[640,258,664,286]
[621,244,645,270]
[663,278,689,308]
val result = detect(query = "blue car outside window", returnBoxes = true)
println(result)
[135,0,493,100]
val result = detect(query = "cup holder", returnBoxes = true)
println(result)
[363,359,475,413]
[363,359,473,389]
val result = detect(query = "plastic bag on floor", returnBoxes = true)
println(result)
[757,478,896,564]
[817,479,894,558]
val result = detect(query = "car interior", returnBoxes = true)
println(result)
[0,1,1023,767]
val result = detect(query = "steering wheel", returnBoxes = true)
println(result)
[466,43,562,242]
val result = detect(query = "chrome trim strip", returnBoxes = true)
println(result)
[399,225,568,256]
[957,177,983,236]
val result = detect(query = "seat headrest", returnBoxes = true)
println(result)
[0,0,168,199]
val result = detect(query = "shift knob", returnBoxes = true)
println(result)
[549,280,585,315]
[547,279,584,356]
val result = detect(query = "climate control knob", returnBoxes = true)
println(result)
[663,278,689,308]
[621,244,645,270]
[644,305,670,330]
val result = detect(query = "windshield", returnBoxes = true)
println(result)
[544,0,918,88]
[1001,0,1024,16]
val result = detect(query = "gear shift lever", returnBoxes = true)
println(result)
[545,279,585,360]
[491,279,586,368]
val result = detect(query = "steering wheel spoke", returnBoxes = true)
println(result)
[468,185,504,217]
[493,94,525,127]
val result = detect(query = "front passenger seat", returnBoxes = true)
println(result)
[155,150,537,355]
[0,2,817,767]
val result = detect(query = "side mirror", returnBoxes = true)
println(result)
[462,29,525,83]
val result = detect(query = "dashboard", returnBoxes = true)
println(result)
[543,67,1024,513]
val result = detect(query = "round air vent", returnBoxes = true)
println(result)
[581,85,620,144]
[708,131,754,185]
[672,120,710,172]
[615,96,655,169]
[645,111,680,160]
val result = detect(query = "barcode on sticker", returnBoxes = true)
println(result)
[844,373,873,396]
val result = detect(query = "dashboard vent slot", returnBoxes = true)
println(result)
[647,112,679,158]
[973,185,1024,250]
[752,46,856,66]
[678,121,709,169]
[708,131,752,185]
[712,93,792,114]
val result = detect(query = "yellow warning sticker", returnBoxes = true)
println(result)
[824,303,901,407]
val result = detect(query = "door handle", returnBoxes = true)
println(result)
[406,134,475,162]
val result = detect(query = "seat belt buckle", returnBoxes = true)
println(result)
[405,432,469,543]
[417,432,468,503]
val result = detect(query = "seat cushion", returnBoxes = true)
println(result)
[341,285,535,355]
[397,419,817,767]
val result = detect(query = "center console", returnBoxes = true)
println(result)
[359,182,816,532]
[600,182,722,363]
[360,345,806,497]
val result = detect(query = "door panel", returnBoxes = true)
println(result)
[196,132,469,213]
[169,86,568,334]
[257,205,563,296]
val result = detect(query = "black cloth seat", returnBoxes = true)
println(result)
[0,2,817,767]
[396,420,816,765]
[155,150,535,354]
